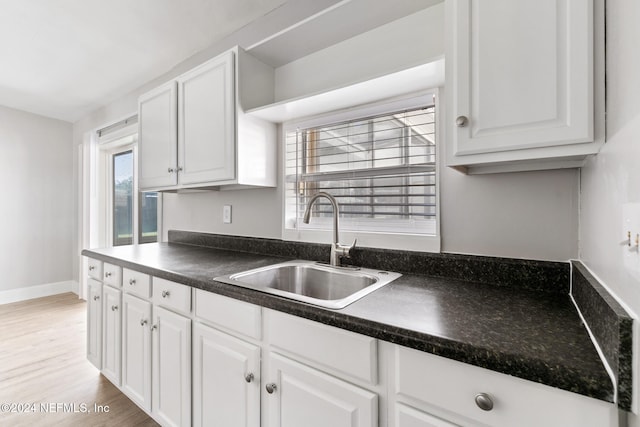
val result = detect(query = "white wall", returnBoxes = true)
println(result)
[0,105,74,301]
[73,1,579,282]
[580,0,640,422]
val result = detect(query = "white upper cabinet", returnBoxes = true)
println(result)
[177,52,235,185]
[446,0,604,173]
[139,82,178,189]
[138,46,276,192]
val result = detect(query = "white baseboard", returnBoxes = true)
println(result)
[0,280,79,305]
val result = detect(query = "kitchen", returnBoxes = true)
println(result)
[0,0,638,426]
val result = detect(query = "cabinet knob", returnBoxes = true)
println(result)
[161,290,170,298]
[111,305,118,311]
[168,167,175,173]
[177,166,183,172]
[129,279,136,285]
[105,272,112,278]
[475,393,494,411]
[456,115,469,127]
[89,266,95,271]
[93,295,100,301]
[140,319,148,326]
[151,324,158,331]
[245,373,254,383]
[265,383,277,394]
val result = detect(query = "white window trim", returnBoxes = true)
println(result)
[281,90,441,253]
[101,143,137,247]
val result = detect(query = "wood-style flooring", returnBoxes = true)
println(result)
[0,292,158,427]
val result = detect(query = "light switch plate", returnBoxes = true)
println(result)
[223,205,232,224]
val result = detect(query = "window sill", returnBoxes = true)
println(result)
[282,228,440,253]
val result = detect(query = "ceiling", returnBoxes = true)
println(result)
[0,0,289,122]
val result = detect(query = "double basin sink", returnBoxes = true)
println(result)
[215,260,401,309]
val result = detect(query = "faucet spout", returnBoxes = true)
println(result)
[303,192,356,266]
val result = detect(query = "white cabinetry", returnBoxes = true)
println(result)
[121,293,152,411]
[85,259,618,427]
[152,305,191,427]
[177,53,235,185]
[138,82,177,189]
[86,278,102,369]
[122,277,194,427]
[263,310,378,427]
[192,322,260,427]
[102,284,122,386]
[138,46,276,191]
[192,290,261,427]
[265,352,377,427]
[389,345,617,427]
[446,0,604,173]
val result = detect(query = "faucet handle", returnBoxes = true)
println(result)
[336,239,357,259]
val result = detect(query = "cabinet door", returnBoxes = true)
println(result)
[395,404,459,427]
[448,0,593,157]
[121,294,152,411]
[177,51,235,185]
[193,322,260,427]
[86,279,102,369]
[152,306,192,427]
[139,81,178,190]
[101,285,121,385]
[266,353,377,427]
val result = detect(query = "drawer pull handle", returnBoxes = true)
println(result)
[456,115,469,127]
[93,295,100,301]
[129,279,136,285]
[161,290,170,298]
[245,373,254,383]
[475,393,493,411]
[265,383,277,394]
[140,319,148,326]
[111,305,118,312]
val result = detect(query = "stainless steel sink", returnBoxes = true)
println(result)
[215,260,401,309]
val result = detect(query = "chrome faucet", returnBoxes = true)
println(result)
[303,192,356,266]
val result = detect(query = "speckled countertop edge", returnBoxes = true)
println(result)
[572,261,633,410]
[81,241,614,404]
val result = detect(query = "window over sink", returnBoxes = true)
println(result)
[283,92,439,252]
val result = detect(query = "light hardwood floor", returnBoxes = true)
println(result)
[0,292,158,427]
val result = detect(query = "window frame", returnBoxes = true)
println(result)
[281,90,441,253]
[97,123,162,247]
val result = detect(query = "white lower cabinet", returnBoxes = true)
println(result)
[101,285,122,386]
[395,404,458,427]
[122,293,152,411]
[84,259,618,427]
[390,345,618,427]
[193,322,260,427]
[152,305,192,427]
[86,279,102,369]
[265,352,378,427]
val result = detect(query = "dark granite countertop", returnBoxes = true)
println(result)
[82,241,613,404]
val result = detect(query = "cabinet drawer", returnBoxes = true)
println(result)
[87,258,103,280]
[103,263,122,288]
[123,269,151,299]
[267,310,377,384]
[152,277,191,315]
[194,289,261,340]
[395,346,615,427]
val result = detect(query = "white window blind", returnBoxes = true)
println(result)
[285,98,437,236]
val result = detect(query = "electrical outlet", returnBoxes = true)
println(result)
[223,205,232,224]
[622,203,640,280]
